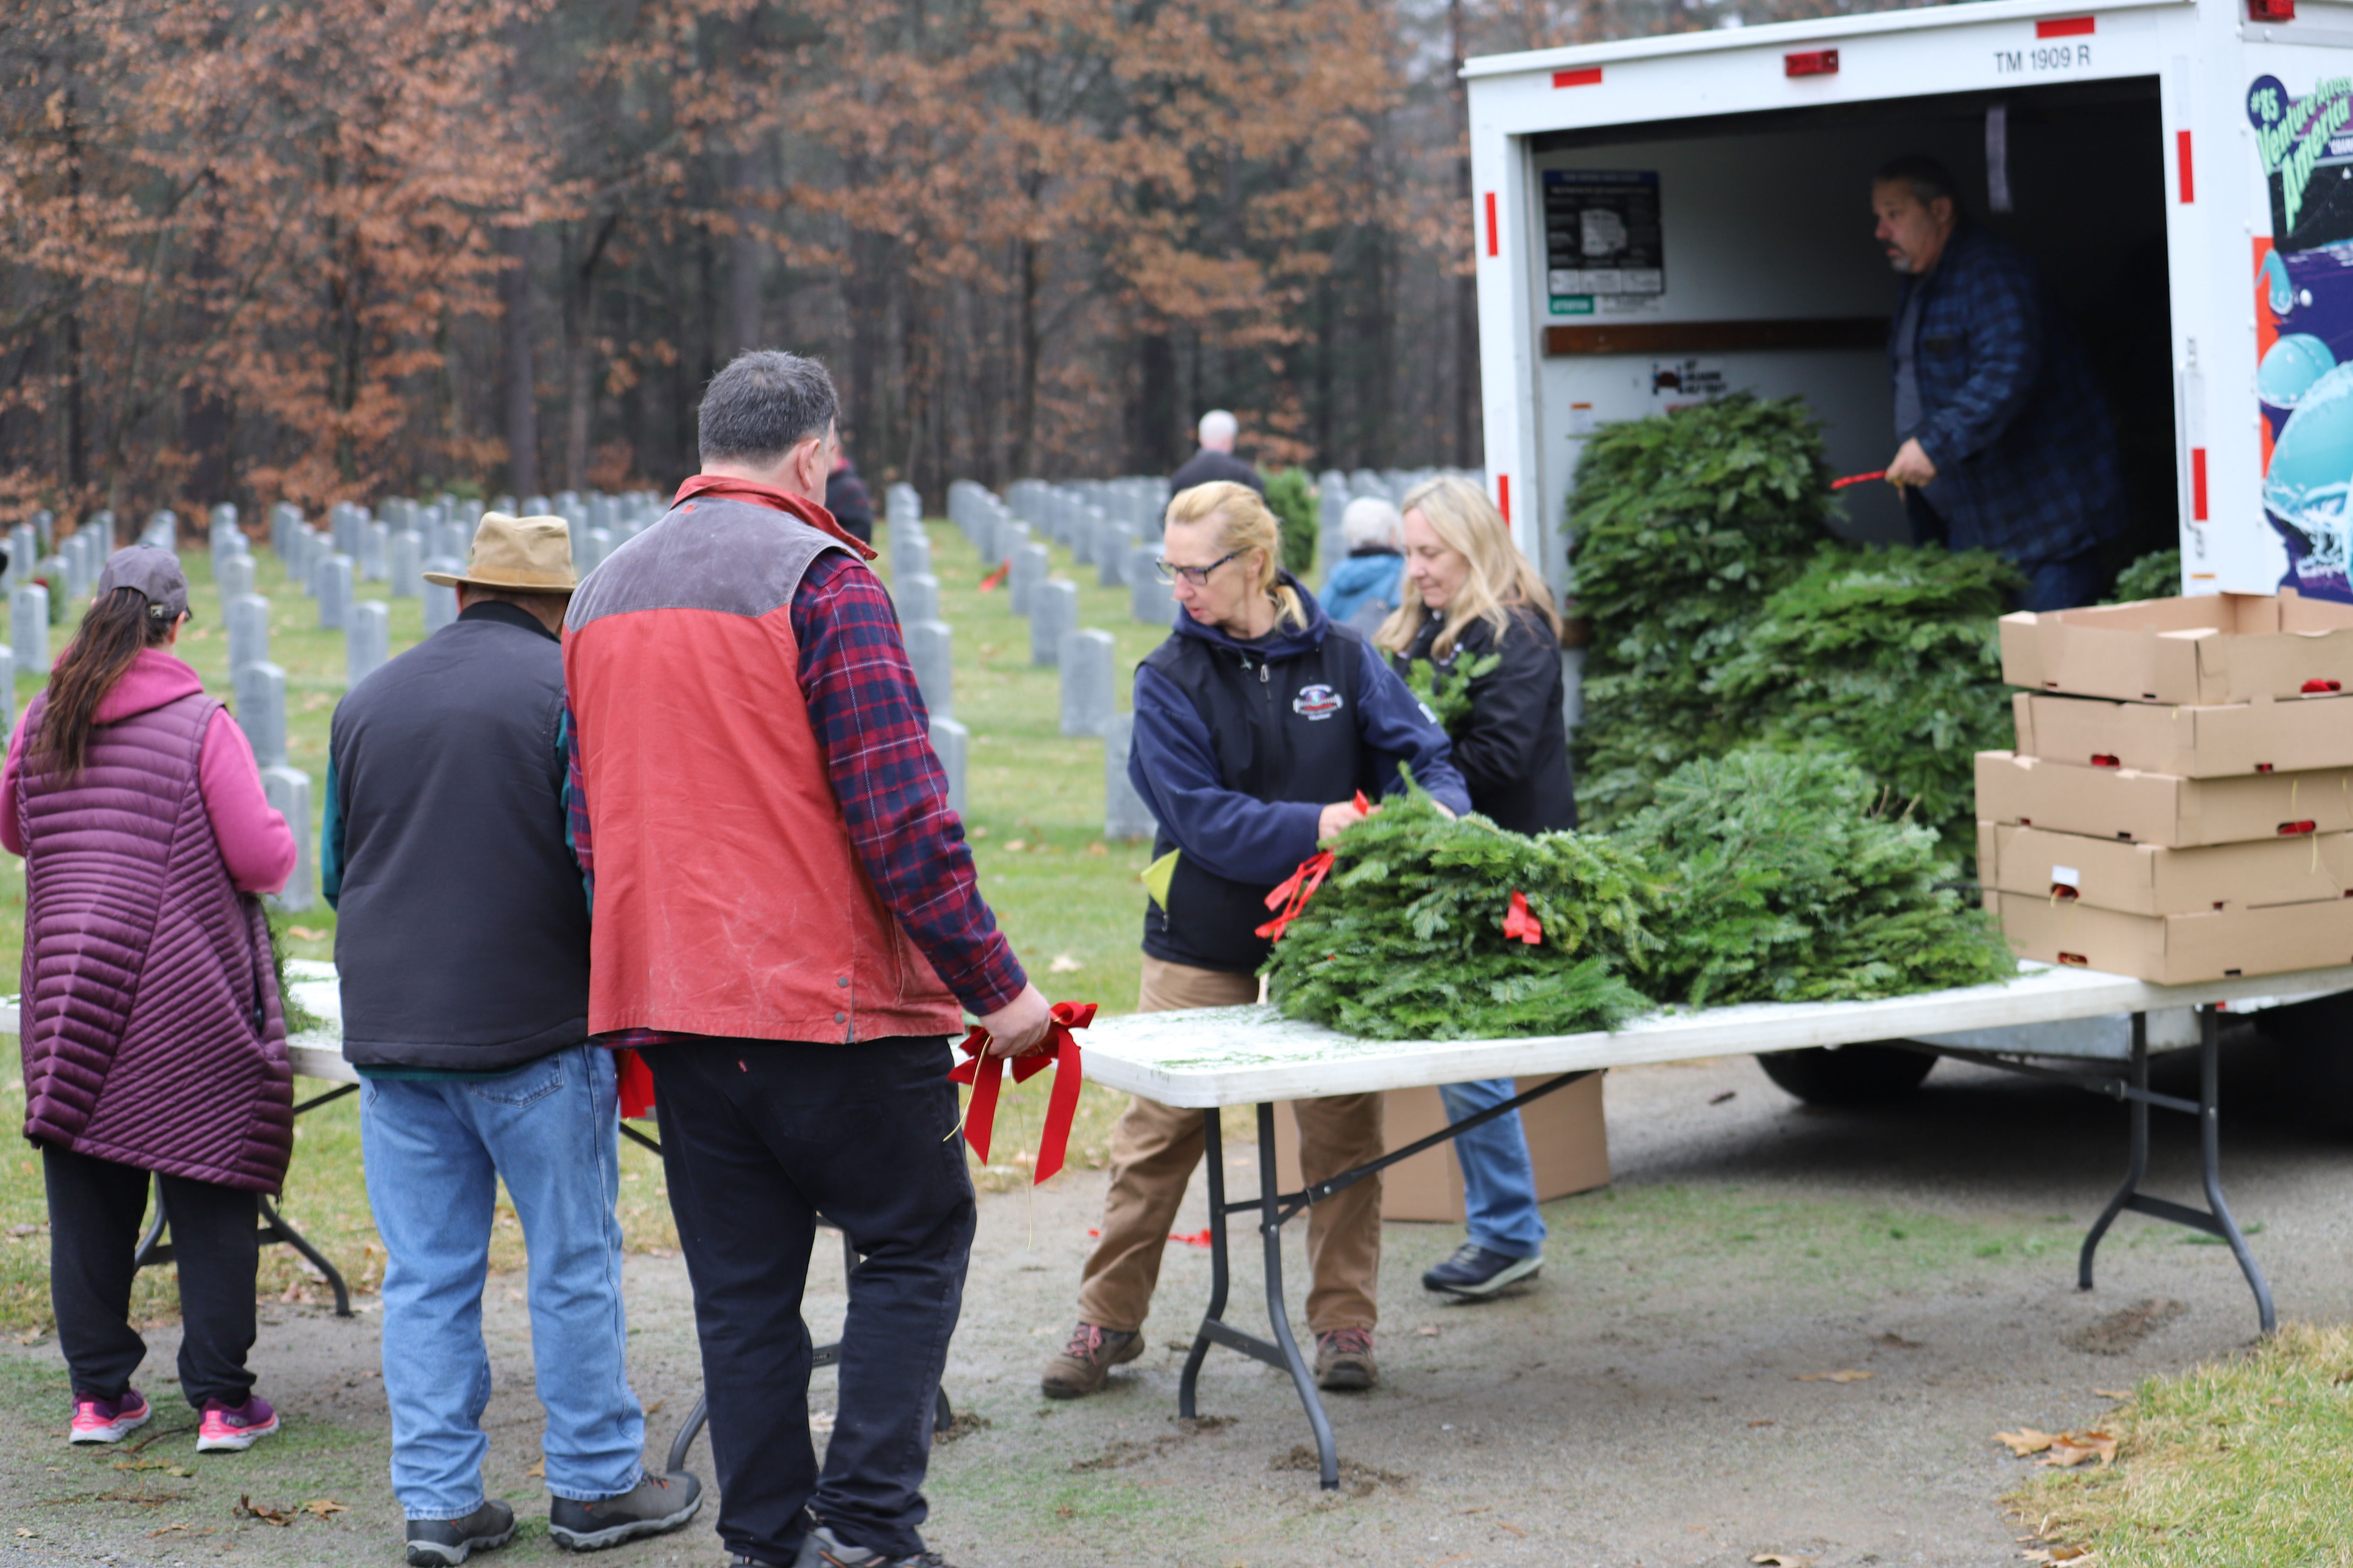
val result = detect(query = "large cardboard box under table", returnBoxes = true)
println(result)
[1999,591,2353,706]
[1974,751,2353,847]
[1271,1075,1608,1224]
[2013,691,2353,779]
[1977,821,2353,915]
[1986,889,2353,984]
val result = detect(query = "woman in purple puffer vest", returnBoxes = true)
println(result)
[2,545,297,1455]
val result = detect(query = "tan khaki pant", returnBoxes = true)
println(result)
[1075,956,1383,1336]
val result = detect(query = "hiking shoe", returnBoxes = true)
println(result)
[1422,1242,1543,1300]
[549,1470,703,1551]
[196,1394,279,1452]
[406,1500,516,1566]
[795,1522,962,1566]
[1040,1320,1142,1399]
[1314,1328,1378,1392]
[69,1388,152,1444]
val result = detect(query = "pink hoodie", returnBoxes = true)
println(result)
[0,649,298,894]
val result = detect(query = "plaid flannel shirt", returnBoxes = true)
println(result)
[1895,223,2129,570]
[565,549,1023,1050]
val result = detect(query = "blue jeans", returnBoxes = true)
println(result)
[361,1045,645,1521]
[1439,1080,1547,1260]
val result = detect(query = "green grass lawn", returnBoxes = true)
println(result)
[0,513,1171,1332]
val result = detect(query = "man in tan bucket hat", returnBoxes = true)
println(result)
[329,512,704,1565]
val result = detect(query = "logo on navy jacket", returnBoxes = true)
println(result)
[1292,684,1344,721]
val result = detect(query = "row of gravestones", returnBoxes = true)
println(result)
[940,481,1163,843]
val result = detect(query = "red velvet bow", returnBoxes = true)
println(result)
[1255,792,1371,942]
[617,1048,657,1119]
[1502,889,1543,946]
[948,1001,1095,1183]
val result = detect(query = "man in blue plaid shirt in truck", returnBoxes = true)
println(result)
[1873,154,2130,611]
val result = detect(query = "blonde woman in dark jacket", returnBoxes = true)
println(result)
[1377,476,1572,1298]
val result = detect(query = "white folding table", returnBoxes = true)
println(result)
[1080,961,2353,1490]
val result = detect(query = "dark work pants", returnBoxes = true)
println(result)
[649,1036,974,1566]
[43,1144,260,1408]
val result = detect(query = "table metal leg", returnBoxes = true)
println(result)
[2078,1012,2150,1293]
[1177,1109,1229,1420]
[1256,1102,1338,1492]
[2071,1006,2274,1335]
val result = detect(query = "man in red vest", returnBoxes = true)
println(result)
[563,350,1051,1568]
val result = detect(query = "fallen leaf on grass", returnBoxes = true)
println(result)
[1752,1555,1818,1566]
[1878,1332,1924,1350]
[1748,1419,1775,1428]
[1996,1428,2061,1456]
[1793,1370,1871,1383]
[1084,843,1109,857]
[1415,1325,1441,1338]
[2022,1549,2095,1564]
[234,1496,294,1526]
[1048,954,1084,973]
[1709,1090,1737,1105]
[526,1460,544,1478]
[1004,839,1029,853]
[287,927,325,942]
[2092,1388,2134,1399]
[644,1398,664,1417]
[2042,1433,2117,1468]
[301,1499,347,1517]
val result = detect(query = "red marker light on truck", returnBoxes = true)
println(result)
[2036,16,2095,36]
[2248,0,2296,21]
[1785,49,1838,76]
[1552,68,1602,88]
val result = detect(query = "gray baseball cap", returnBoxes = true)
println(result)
[96,545,191,625]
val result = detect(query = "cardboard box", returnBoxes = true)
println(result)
[1271,1075,1608,1224]
[2013,690,2353,778]
[1999,591,2353,705]
[1974,750,2353,847]
[1977,820,2353,915]
[1986,889,2353,984]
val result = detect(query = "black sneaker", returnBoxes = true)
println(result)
[1421,1242,1542,1300]
[796,1522,965,1567]
[549,1471,703,1551]
[406,1500,516,1567]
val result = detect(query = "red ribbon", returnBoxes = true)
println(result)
[1502,889,1543,945]
[1254,791,1371,942]
[616,1048,657,1120]
[948,1000,1095,1183]
[979,562,1010,591]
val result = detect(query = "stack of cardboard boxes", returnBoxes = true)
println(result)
[1976,591,2353,983]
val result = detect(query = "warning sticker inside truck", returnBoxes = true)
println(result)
[1543,171,1663,316]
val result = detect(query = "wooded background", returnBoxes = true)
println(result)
[0,0,1895,523]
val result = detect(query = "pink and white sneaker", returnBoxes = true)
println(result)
[196,1395,278,1453]
[69,1389,152,1444]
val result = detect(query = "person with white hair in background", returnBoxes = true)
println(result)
[1166,409,1264,498]
[1319,496,1406,632]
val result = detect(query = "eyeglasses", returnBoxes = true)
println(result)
[1154,549,1244,587]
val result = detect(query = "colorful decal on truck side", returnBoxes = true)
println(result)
[2252,73,2353,602]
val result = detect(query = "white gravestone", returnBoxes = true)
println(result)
[1059,629,1116,737]
[905,618,953,723]
[422,560,462,634]
[227,594,270,674]
[317,554,353,630]
[931,716,970,819]
[1129,546,1175,625]
[1010,542,1049,616]
[1031,579,1077,666]
[347,600,390,689]
[897,573,940,627]
[1105,713,1158,841]
[261,765,313,912]
[11,584,47,676]
[390,531,423,598]
[233,662,289,769]
[216,552,256,603]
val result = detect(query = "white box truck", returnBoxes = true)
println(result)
[1464,0,2353,603]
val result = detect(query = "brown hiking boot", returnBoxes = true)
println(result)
[1040,1321,1143,1399]
[1314,1328,1378,1392]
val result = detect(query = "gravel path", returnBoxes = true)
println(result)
[6,1038,2350,1566]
